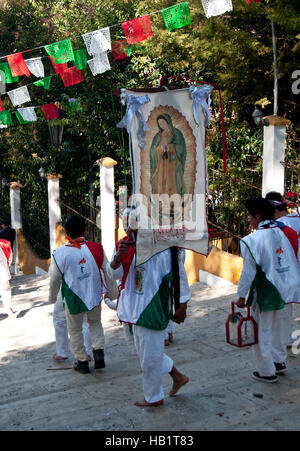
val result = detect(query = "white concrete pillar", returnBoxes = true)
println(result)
[99,157,117,261]
[262,115,291,197]
[47,175,62,255]
[9,182,23,274]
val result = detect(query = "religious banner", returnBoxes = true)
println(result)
[117,85,213,265]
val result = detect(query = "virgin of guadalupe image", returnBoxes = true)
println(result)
[150,113,187,198]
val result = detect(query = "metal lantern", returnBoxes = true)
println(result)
[226,302,258,348]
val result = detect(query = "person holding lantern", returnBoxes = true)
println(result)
[236,197,300,383]
[265,191,300,348]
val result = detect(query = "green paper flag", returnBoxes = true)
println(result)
[44,39,75,64]
[74,49,87,70]
[161,1,191,30]
[15,111,30,124]
[0,62,19,83]
[0,110,13,125]
[34,76,52,90]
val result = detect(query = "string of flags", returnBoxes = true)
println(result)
[0,0,260,128]
[0,98,80,128]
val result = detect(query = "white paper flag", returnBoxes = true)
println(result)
[7,86,31,106]
[82,28,111,56]
[87,52,111,76]
[201,0,232,18]
[17,107,37,122]
[24,57,45,78]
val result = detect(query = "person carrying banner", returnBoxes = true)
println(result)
[48,215,118,374]
[265,191,300,348]
[106,208,190,407]
[236,197,300,383]
[0,238,13,317]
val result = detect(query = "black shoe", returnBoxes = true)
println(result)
[93,349,105,369]
[74,360,90,374]
[274,362,287,375]
[252,372,278,383]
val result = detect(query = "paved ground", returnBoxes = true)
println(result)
[1,273,300,431]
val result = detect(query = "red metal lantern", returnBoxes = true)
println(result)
[226,302,258,348]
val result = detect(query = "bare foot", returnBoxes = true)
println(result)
[169,375,189,397]
[53,354,69,361]
[134,399,164,407]
[164,339,170,346]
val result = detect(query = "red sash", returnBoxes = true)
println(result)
[85,241,104,272]
[116,236,135,291]
[0,239,11,264]
[280,225,298,259]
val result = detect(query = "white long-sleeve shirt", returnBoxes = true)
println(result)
[237,246,257,298]
[48,248,118,304]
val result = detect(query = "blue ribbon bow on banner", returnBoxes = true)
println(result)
[117,89,150,150]
[189,85,213,128]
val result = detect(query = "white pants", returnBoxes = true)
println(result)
[53,293,93,359]
[251,303,290,376]
[285,303,293,346]
[0,281,12,314]
[134,325,173,403]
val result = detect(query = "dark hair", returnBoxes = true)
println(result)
[265,191,287,212]
[245,197,275,221]
[65,216,86,239]
[1,219,10,226]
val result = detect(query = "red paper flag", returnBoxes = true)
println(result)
[41,103,60,120]
[0,98,4,112]
[7,53,31,77]
[49,56,68,75]
[112,39,130,60]
[121,15,153,44]
[245,0,261,3]
[60,66,83,87]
